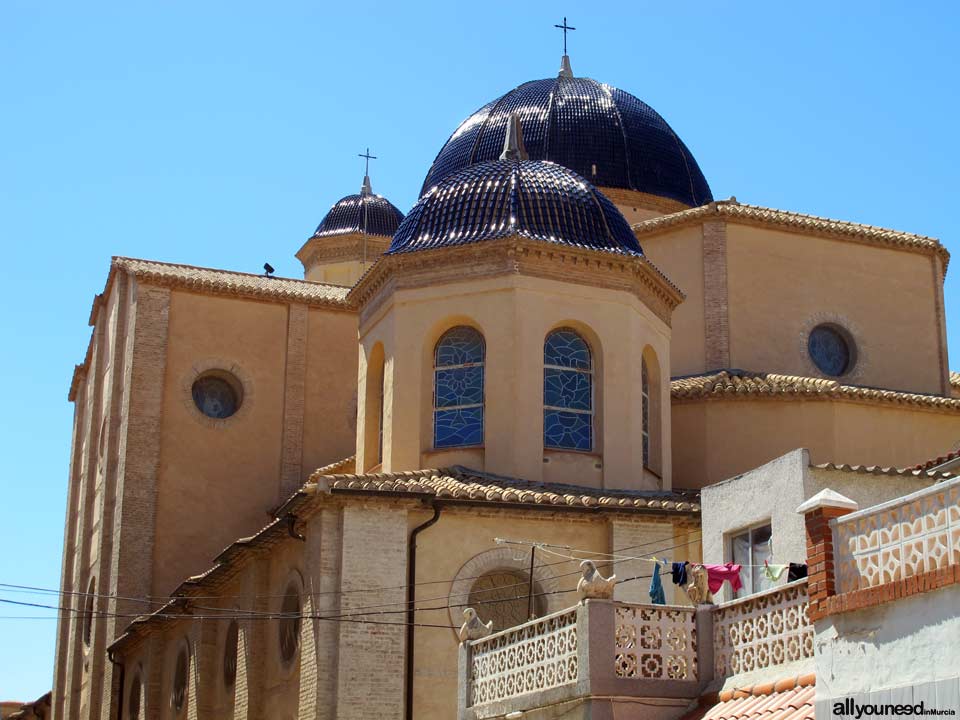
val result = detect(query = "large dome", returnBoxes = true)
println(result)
[389,158,642,256]
[311,191,404,239]
[420,75,713,208]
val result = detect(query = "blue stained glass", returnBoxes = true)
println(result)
[544,410,592,451]
[544,369,591,411]
[544,330,591,370]
[543,329,593,451]
[434,326,484,448]
[435,327,484,367]
[435,367,484,408]
[434,408,484,448]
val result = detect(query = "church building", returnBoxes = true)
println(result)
[48,44,960,720]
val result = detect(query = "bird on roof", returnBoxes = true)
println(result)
[458,607,493,643]
[577,559,617,602]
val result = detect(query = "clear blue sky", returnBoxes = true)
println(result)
[1,0,958,700]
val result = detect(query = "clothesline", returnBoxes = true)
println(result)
[535,544,796,568]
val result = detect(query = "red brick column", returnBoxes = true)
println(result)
[796,489,858,621]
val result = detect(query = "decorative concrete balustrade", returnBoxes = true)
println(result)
[713,580,813,678]
[459,601,703,720]
[458,583,815,719]
[833,477,960,594]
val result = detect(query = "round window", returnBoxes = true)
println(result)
[128,674,141,720]
[467,570,545,633]
[808,324,854,377]
[191,373,241,419]
[223,620,239,688]
[172,645,189,713]
[278,585,301,665]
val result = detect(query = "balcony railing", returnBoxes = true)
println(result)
[833,476,960,594]
[712,580,813,679]
[459,601,701,720]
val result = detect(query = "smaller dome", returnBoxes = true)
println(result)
[312,191,404,239]
[388,159,642,256]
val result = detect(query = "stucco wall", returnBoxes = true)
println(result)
[637,225,706,378]
[672,399,960,489]
[701,448,937,603]
[357,273,673,491]
[726,225,944,395]
[814,586,960,702]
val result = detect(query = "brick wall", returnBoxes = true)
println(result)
[702,220,730,370]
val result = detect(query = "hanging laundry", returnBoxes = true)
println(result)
[649,562,666,605]
[703,563,744,593]
[763,563,789,582]
[684,565,713,605]
[788,563,808,582]
[671,561,688,586]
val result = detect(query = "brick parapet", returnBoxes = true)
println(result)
[803,506,852,621]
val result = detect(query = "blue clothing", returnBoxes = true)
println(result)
[649,563,666,605]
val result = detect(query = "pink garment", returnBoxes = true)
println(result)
[703,563,743,593]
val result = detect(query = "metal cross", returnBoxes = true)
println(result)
[554,17,576,55]
[359,147,377,175]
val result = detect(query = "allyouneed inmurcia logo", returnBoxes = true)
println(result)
[833,699,957,717]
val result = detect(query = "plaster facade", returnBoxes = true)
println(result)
[700,449,939,603]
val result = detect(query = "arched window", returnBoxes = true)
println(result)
[543,329,593,451]
[433,326,485,448]
[642,359,650,464]
[82,578,95,647]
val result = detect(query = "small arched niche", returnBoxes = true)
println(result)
[641,345,663,483]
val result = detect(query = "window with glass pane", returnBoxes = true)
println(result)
[433,327,484,448]
[543,329,593,451]
[730,523,772,598]
[641,360,650,465]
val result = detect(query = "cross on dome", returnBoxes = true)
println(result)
[359,147,377,196]
[554,17,576,78]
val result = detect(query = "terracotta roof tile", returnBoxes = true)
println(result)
[672,369,960,414]
[705,674,815,720]
[632,199,949,272]
[812,461,954,481]
[310,465,701,514]
[110,256,352,309]
[950,371,960,390]
[911,449,960,472]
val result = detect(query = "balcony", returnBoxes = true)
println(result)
[833,476,960,594]
[458,583,813,720]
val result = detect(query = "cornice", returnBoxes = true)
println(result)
[671,369,960,414]
[599,186,692,215]
[295,232,391,272]
[349,236,685,327]
[633,199,950,273]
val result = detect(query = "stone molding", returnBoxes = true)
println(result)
[796,311,868,385]
[295,232,391,273]
[350,236,685,328]
[671,369,960,414]
[446,546,564,632]
[631,199,950,273]
[178,358,256,429]
[598,187,692,216]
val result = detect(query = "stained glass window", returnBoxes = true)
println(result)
[433,326,485,448]
[543,329,593,451]
[192,373,241,419]
[642,360,650,465]
[808,324,853,376]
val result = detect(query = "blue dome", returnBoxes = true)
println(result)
[389,159,643,256]
[420,76,712,208]
[312,192,404,239]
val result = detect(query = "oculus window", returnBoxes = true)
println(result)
[543,329,593,451]
[191,372,242,419]
[433,327,485,448]
[467,570,545,632]
[808,324,854,377]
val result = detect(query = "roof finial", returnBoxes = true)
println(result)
[499,113,528,161]
[359,147,377,196]
[554,17,576,78]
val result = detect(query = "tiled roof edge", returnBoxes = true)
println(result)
[633,200,949,272]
